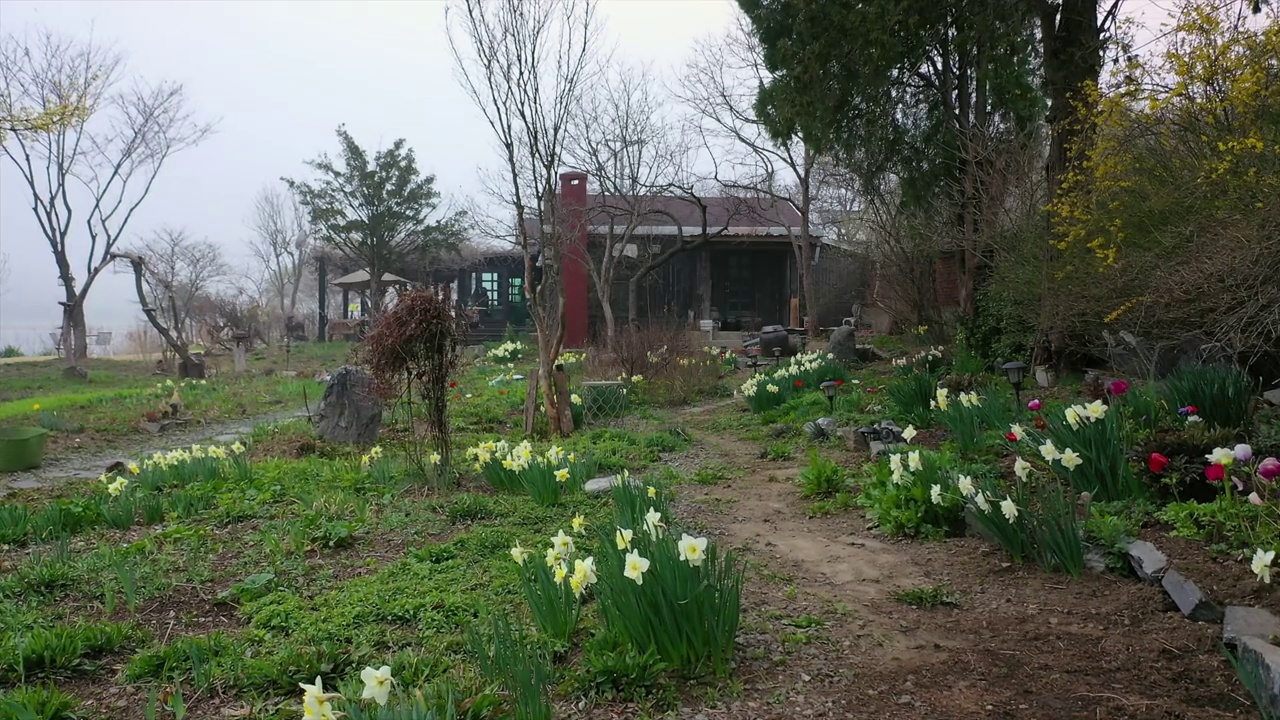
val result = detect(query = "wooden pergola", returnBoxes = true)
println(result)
[330,270,413,319]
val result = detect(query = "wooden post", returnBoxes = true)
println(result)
[552,368,575,435]
[524,368,540,436]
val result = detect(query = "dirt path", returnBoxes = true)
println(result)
[0,408,309,495]
[658,400,1252,720]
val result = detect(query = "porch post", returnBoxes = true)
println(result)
[697,248,712,321]
[342,288,350,320]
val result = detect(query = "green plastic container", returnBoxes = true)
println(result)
[0,427,50,472]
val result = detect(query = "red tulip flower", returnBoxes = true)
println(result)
[1005,432,1018,442]
[1108,380,1130,396]
[1205,463,1225,482]
[1186,405,1198,414]
[499,389,507,396]
[1028,399,1042,411]
[449,381,458,388]
[1033,417,1047,430]
[1148,452,1169,474]
[834,379,844,386]
[453,393,462,400]
[794,380,804,388]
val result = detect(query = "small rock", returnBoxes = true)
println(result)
[1125,539,1169,582]
[867,440,888,458]
[8,479,43,490]
[1084,547,1108,574]
[585,474,639,496]
[895,695,915,706]
[1161,568,1224,623]
[769,424,791,438]
[1263,387,1280,407]
[837,427,862,452]
[1237,636,1280,717]
[1224,606,1280,647]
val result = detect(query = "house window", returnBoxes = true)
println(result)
[508,276,524,305]
[479,272,499,306]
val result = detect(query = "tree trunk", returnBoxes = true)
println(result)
[71,302,89,360]
[538,349,563,437]
[599,291,616,348]
[799,235,817,336]
[627,276,640,326]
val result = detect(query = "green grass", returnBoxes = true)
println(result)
[0,343,352,441]
[0,354,749,716]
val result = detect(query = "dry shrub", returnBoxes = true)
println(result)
[363,287,465,484]
[585,322,723,406]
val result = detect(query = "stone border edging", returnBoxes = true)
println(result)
[1123,538,1280,716]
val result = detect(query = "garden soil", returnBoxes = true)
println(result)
[577,403,1256,720]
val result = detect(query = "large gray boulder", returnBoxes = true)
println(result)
[317,365,383,444]
[825,326,885,365]
[826,326,861,364]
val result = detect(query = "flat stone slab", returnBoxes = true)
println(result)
[1237,636,1280,716]
[584,474,640,496]
[1224,606,1280,647]
[1161,568,1224,623]
[7,479,44,490]
[1125,539,1169,582]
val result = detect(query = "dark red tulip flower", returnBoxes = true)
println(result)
[1148,453,1169,474]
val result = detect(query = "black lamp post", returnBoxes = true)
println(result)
[772,347,782,365]
[1001,361,1029,407]
[820,380,838,412]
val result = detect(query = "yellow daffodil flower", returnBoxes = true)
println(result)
[569,573,585,597]
[1060,448,1083,470]
[1000,497,1019,522]
[369,446,383,459]
[360,665,394,706]
[677,534,708,567]
[126,462,140,475]
[571,514,586,534]
[647,485,657,499]
[553,561,569,584]
[975,492,992,513]
[643,507,665,538]
[956,474,976,497]
[901,425,917,443]
[1039,440,1061,462]
[32,403,41,411]
[573,557,597,585]
[907,450,922,473]
[623,550,650,585]
[511,543,530,565]
[544,547,562,567]
[551,529,575,556]
[929,484,943,505]
[615,527,634,550]
[107,477,129,497]
[429,452,442,465]
[1009,424,1025,441]
[1014,457,1031,481]
[554,467,570,483]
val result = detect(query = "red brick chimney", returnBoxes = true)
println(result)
[560,171,589,349]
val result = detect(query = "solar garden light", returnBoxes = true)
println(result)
[820,380,838,412]
[1000,361,1029,407]
[772,347,782,365]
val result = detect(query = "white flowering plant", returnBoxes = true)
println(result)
[956,467,1087,575]
[132,442,250,491]
[484,340,526,364]
[510,528,584,645]
[739,351,847,413]
[856,448,966,538]
[590,481,742,676]
[1014,399,1142,502]
[465,439,590,505]
[932,388,996,451]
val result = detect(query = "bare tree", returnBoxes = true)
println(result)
[448,0,601,436]
[0,29,213,372]
[129,228,229,346]
[247,183,313,330]
[678,15,825,336]
[565,62,681,345]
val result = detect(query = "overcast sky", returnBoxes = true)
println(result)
[0,0,1183,353]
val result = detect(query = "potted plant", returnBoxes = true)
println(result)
[0,427,50,472]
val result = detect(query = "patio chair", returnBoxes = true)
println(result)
[92,331,114,356]
[49,331,63,358]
